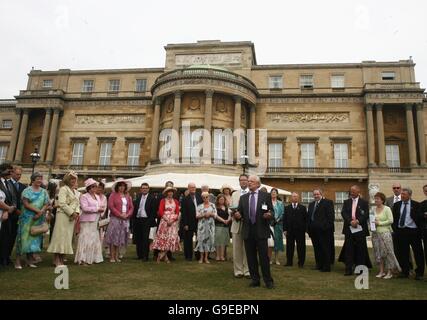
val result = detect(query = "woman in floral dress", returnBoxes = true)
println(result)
[195,192,217,263]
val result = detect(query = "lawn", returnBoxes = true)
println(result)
[0,241,425,300]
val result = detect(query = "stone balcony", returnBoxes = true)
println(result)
[263,167,369,180]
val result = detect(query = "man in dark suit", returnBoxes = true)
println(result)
[132,183,158,261]
[236,175,274,289]
[307,189,335,272]
[392,187,425,280]
[420,184,427,267]
[0,163,19,266]
[8,165,26,255]
[283,192,307,268]
[339,185,371,275]
[180,182,203,261]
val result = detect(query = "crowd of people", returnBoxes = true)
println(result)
[0,162,426,289]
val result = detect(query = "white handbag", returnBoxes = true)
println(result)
[149,226,157,240]
[98,217,110,229]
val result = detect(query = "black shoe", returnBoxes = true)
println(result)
[298,265,304,269]
[284,263,293,267]
[265,282,274,289]
[185,258,192,262]
[415,275,423,281]
[320,269,331,273]
[249,281,261,287]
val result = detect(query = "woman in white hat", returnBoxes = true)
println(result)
[195,192,217,263]
[74,178,105,265]
[151,186,180,263]
[220,184,234,207]
[104,178,134,262]
[47,171,81,267]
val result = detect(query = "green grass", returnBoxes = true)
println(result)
[0,240,425,300]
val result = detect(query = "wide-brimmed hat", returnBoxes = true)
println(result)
[220,184,234,194]
[84,178,98,189]
[112,178,132,192]
[63,170,78,186]
[162,186,177,196]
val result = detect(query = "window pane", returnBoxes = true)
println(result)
[331,75,345,88]
[0,145,8,164]
[301,192,314,204]
[109,80,120,91]
[300,75,313,88]
[71,143,84,165]
[301,143,315,167]
[82,80,94,92]
[268,143,283,168]
[382,72,395,80]
[1,120,12,129]
[42,80,53,88]
[269,76,283,89]
[386,144,400,167]
[99,143,112,166]
[136,79,147,92]
[127,143,140,166]
[334,143,348,168]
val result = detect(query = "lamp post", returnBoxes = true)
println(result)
[30,148,41,174]
[241,154,249,175]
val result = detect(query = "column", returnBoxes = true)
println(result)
[233,96,242,162]
[150,98,162,161]
[172,91,181,161]
[416,103,426,167]
[45,109,60,164]
[375,104,386,167]
[6,109,21,162]
[365,104,376,167]
[39,108,52,162]
[14,109,29,163]
[203,90,214,162]
[405,103,418,167]
[248,105,256,164]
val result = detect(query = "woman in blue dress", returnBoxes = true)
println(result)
[15,172,49,269]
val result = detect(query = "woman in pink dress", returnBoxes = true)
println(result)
[151,187,180,263]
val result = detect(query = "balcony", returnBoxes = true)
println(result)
[18,89,65,97]
[364,82,421,91]
[264,167,368,179]
[52,164,146,176]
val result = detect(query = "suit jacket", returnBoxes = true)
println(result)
[283,203,308,233]
[133,193,158,227]
[180,193,203,231]
[392,200,423,232]
[385,195,400,210]
[307,198,335,233]
[341,197,370,237]
[230,188,249,234]
[420,200,427,232]
[237,190,274,240]
[0,178,18,208]
[9,180,26,217]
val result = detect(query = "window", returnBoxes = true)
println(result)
[108,79,120,92]
[301,143,315,168]
[1,120,12,129]
[269,76,283,89]
[99,142,112,166]
[82,80,94,92]
[382,72,396,81]
[300,75,314,89]
[135,79,147,92]
[213,130,231,164]
[335,191,349,204]
[42,79,53,88]
[127,142,140,166]
[71,143,85,165]
[239,132,246,160]
[301,192,314,205]
[386,144,400,168]
[331,75,345,88]
[334,143,348,168]
[0,145,8,164]
[160,133,172,159]
[268,143,283,170]
[183,130,202,163]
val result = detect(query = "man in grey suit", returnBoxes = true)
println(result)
[386,183,402,209]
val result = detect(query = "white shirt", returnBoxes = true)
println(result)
[137,194,148,218]
[0,189,5,228]
[394,195,401,204]
[240,188,249,196]
[121,197,128,214]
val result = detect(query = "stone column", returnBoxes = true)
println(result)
[248,105,256,164]
[14,109,29,163]
[405,103,418,167]
[6,109,21,162]
[365,104,376,167]
[172,91,182,161]
[233,96,242,163]
[375,104,386,167]
[39,108,52,162]
[416,103,426,167]
[45,109,61,164]
[150,98,162,161]
[203,90,214,162]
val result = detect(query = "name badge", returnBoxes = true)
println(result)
[262,204,268,210]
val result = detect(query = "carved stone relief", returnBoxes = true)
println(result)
[267,112,350,124]
[75,114,145,125]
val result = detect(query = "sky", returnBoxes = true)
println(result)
[0,0,426,98]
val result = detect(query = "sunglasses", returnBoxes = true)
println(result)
[393,187,401,190]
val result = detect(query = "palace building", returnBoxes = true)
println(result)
[1,40,427,203]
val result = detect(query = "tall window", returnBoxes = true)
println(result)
[108,79,120,92]
[301,192,314,205]
[300,75,314,89]
[213,130,231,164]
[160,134,172,159]
[335,191,349,215]
[71,143,85,165]
[331,75,345,88]
[1,120,12,129]
[386,144,400,168]
[268,143,283,170]
[183,130,202,163]
[42,79,53,88]
[127,143,140,166]
[0,145,8,164]
[269,76,283,89]
[99,142,112,166]
[135,79,147,92]
[301,143,315,168]
[82,80,94,92]
[382,72,395,81]
[334,143,348,168]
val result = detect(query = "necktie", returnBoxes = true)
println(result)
[399,202,408,228]
[351,198,357,220]
[293,204,296,210]
[249,192,256,224]
[311,201,318,221]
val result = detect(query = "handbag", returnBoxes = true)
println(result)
[30,222,49,236]
[98,217,110,229]
[149,226,157,240]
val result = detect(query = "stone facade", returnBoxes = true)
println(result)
[1,40,426,202]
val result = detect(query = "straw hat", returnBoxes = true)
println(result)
[112,178,132,192]
[220,184,234,194]
[84,178,98,189]
[162,186,177,196]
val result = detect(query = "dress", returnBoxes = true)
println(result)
[104,192,133,247]
[195,203,216,253]
[214,207,230,247]
[15,187,49,255]
[47,186,81,255]
[151,198,180,252]
[272,200,284,252]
